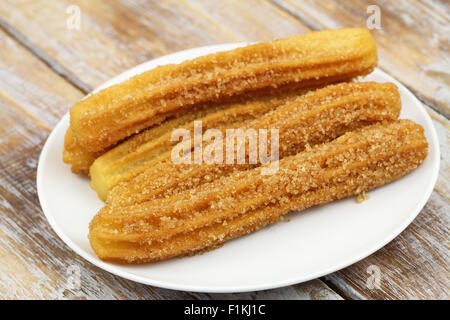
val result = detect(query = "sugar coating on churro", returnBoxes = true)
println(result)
[63,127,102,174]
[69,28,377,154]
[65,99,233,173]
[89,120,427,263]
[356,192,370,203]
[107,82,401,207]
[90,90,305,200]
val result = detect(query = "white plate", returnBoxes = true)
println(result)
[37,43,440,293]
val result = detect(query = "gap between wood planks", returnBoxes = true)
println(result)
[1,6,448,120]
[0,5,446,299]
[0,16,92,95]
[269,0,450,120]
[0,18,343,299]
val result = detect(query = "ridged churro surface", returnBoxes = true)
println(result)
[90,90,305,200]
[69,28,377,154]
[64,102,221,173]
[107,82,401,206]
[64,79,340,173]
[89,120,428,263]
[63,128,101,174]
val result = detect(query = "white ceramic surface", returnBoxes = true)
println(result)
[37,43,440,293]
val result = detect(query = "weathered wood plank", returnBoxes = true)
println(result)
[192,281,343,300]
[0,0,448,299]
[2,0,447,119]
[271,0,450,116]
[0,27,341,300]
[321,106,449,300]
[320,105,448,300]
[429,111,450,201]
[0,31,81,126]
[265,0,450,297]
[0,100,202,300]
[0,28,197,300]
[324,190,449,300]
[0,0,309,89]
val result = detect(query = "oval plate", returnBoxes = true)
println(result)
[37,43,440,293]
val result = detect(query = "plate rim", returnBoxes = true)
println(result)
[37,43,441,293]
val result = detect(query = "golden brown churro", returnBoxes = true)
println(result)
[64,100,233,173]
[63,128,101,174]
[68,28,377,158]
[64,85,327,173]
[89,120,428,263]
[106,82,401,206]
[90,90,307,201]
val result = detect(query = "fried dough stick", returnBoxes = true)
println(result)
[108,82,400,206]
[64,88,305,173]
[89,120,427,263]
[69,28,377,155]
[90,91,304,200]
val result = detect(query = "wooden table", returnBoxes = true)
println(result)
[0,0,448,300]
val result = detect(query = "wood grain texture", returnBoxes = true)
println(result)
[0,13,340,300]
[324,186,449,300]
[0,0,448,300]
[0,28,191,300]
[326,111,449,300]
[0,0,309,89]
[271,0,450,117]
[323,108,449,300]
[265,0,450,298]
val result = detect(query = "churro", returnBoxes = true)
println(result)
[107,82,401,206]
[91,90,308,200]
[69,28,377,156]
[64,100,230,173]
[89,120,428,263]
[63,128,101,174]
[64,84,334,173]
